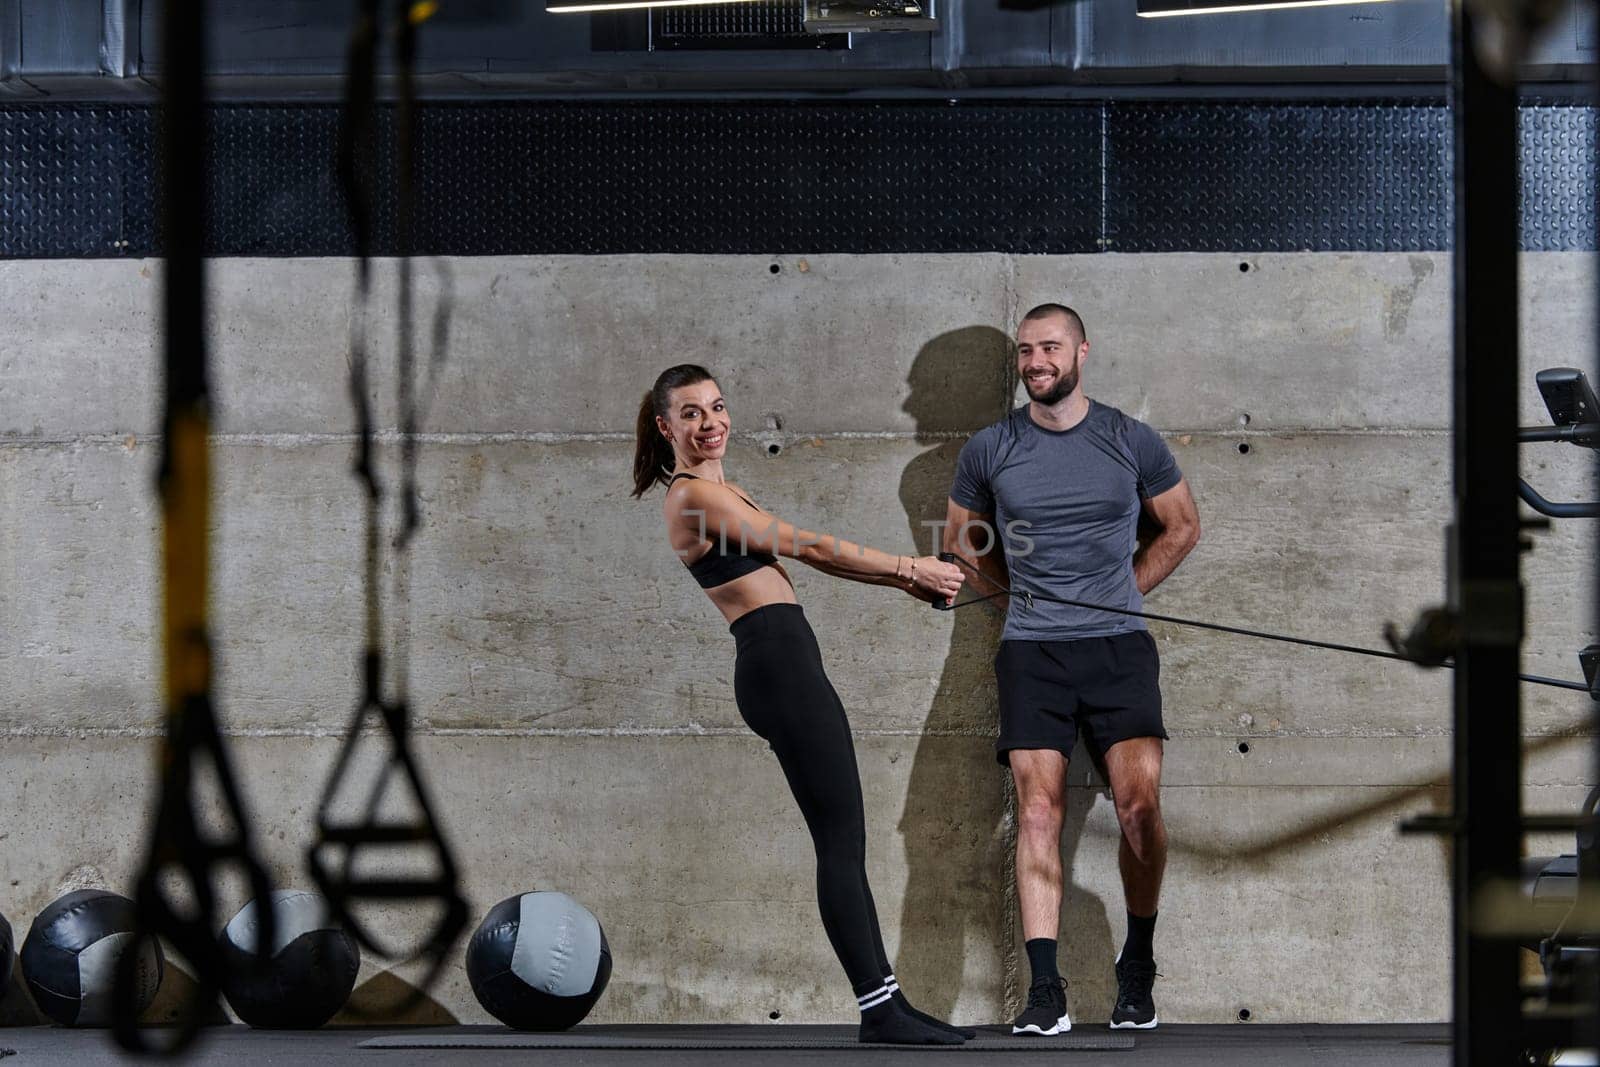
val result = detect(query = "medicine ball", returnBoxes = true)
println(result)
[466,891,611,1031]
[20,889,163,1027]
[218,890,359,1029]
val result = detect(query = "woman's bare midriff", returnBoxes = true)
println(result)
[700,560,799,625]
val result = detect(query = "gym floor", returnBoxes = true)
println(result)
[0,1023,1453,1065]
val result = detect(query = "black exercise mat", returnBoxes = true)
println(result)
[359,1024,1134,1051]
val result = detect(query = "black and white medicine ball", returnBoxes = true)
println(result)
[20,889,164,1027]
[467,892,611,1031]
[219,890,360,1029]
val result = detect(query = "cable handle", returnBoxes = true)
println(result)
[933,552,958,611]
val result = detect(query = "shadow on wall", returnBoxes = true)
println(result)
[891,326,1114,1023]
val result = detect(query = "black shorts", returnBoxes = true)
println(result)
[994,631,1168,766]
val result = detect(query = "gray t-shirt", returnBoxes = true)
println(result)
[950,400,1182,642]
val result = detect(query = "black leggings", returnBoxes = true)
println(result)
[731,603,890,991]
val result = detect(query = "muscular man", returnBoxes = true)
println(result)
[944,304,1200,1033]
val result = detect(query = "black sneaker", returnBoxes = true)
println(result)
[1011,975,1071,1035]
[1110,955,1158,1029]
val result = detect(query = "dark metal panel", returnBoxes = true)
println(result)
[101,0,141,77]
[1076,0,1446,75]
[0,101,1099,256]
[143,0,356,75]
[404,102,1102,254]
[1525,0,1598,69]
[204,104,383,256]
[81,0,1600,85]
[121,104,156,251]
[0,100,1595,257]
[1,0,20,80]
[136,0,934,80]
[945,0,1060,73]
[1104,102,1453,251]
[0,105,145,255]
[1520,104,1595,251]
[18,0,102,75]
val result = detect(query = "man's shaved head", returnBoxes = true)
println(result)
[1022,303,1086,344]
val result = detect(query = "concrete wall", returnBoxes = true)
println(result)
[0,253,1594,1027]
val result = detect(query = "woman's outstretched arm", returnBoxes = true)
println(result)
[670,479,962,602]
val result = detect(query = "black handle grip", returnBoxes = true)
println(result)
[933,551,957,611]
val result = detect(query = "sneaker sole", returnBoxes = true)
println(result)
[1108,1016,1158,1030]
[1012,1014,1072,1036]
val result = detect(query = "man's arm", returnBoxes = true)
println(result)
[943,497,1010,614]
[1133,478,1200,596]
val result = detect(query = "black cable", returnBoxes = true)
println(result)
[939,557,1592,695]
[113,0,276,1053]
[306,0,466,1012]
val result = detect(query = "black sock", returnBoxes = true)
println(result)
[855,978,966,1045]
[1025,938,1060,984]
[1122,911,1157,963]
[882,972,977,1039]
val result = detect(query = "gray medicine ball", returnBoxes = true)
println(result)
[466,892,611,1031]
[20,889,164,1027]
[219,890,360,1029]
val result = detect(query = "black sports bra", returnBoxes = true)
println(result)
[670,472,779,589]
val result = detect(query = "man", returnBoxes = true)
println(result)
[944,303,1200,1033]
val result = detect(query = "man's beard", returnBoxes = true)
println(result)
[1024,361,1080,405]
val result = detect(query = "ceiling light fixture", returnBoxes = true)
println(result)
[1137,0,1394,18]
[547,0,766,14]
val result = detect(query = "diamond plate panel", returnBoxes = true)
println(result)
[0,101,1594,258]
[1104,103,1454,253]
[0,106,148,257]
[409,102,1102,255]
[206,105,398,257]
[121,109,157,254]
[1519,104,1595,253]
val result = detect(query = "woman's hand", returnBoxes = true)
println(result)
[900,555,964,604]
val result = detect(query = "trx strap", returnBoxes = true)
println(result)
[934,553,1593,696]
[305,0,467,1012]
[112,0,276,1053]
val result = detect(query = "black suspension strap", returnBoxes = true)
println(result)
[306,0,467,1011]
[112,0,276,1054]
[935,553,1593,695]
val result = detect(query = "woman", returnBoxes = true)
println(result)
[632,364,970,1045]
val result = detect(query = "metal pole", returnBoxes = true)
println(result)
[1449,2,1524,1063]
[1587,5,1600,1050]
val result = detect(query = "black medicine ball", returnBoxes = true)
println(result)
[20,889,164,1027]
[466,891,611,1031]
[218,890,360,1029]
